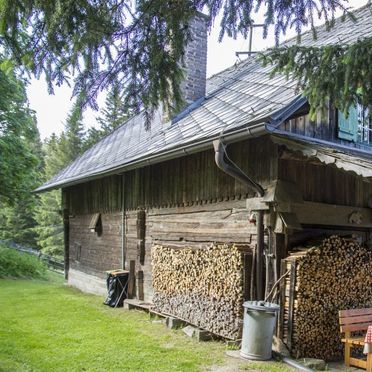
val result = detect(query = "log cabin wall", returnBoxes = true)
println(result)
[69,212,122,278]
[278,157,372,208]
[63,131,372,302]
[65,175,123,215]
[63,136,278,301]
[124,201,256,302]
[279,107,372,152]
[64,135,277,214]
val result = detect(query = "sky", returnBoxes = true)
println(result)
[26,1,368,140]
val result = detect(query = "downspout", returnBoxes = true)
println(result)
[213,139,265,300]
[213,140,265,196]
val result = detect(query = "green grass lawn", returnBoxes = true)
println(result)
[0,275,292,372]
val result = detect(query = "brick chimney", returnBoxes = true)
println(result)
[180,12,208,105]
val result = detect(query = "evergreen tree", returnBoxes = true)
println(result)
[84,82,131,149]
[83,127,103,151]
[0,67,40,205]
[262,36,372,118]
[97,83,131,133]
[34,135,65,258]
[34,101,85,258]
[0,0,367,126]
[0,60,41,248]
[63,100,85,161]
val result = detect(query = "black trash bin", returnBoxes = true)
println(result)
[104,270,129,308]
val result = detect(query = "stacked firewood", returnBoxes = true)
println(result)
[282,235,372,360]
[152,244,245,339]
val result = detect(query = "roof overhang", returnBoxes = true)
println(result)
[34,119,268,193]
[34,96,307,193]
[271,132,372,179]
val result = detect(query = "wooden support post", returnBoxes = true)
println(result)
[137,270,144,300]
[63,208,69,280]
[256,210,264,300]
[137,241,145,266]
[277,259,287,339]
[287,260,297,352]
[274,233,287,282]
[271,232,287,303]
[121,175,126,270]
[265,228,275,300]
[128,260,136,299]
[243,253,253,301]
[136,210,146,265]
[250,247,257,300]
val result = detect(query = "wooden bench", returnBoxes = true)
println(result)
[339,308,372,372]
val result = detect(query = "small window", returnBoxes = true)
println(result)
[357,104,371,145]
[338,103,371,144]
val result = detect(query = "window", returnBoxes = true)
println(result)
[338,103,371,145]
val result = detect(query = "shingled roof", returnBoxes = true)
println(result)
[36,4,372,192]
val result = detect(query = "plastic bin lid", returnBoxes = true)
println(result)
[106,269,129,277]
[243,301,280,311]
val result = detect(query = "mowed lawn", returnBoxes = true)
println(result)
[0,275,226,371]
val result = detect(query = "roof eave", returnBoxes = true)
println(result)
[34,120,269,193]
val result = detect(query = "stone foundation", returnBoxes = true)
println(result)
[68,269,107,296]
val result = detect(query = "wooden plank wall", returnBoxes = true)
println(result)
[280,108,372,152]
[279,158,372,208]
[65,175,122,215]
[65,136,277,213]
[123,200,257,302]
[139,200,256,302]
[282,109,333,141]
[123,136,277,210]
[69,212,122,278]
[64,136,278,299]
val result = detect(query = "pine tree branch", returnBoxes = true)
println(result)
[0,0,362,128]
[260,35,372,118]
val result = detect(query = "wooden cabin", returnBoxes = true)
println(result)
[36,6,372,359]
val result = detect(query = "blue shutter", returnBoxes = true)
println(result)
[338,105,358,141]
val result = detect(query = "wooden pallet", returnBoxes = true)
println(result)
[123,299,153,312]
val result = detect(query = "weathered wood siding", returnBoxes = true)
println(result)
[64,136,278,298]
[122,200,256,302]
[65,175,123,215]
[280,107,372,152]
[123,136,277,209]
[65,136,278,214]
[278,158,372,208]
[69,212,122,278]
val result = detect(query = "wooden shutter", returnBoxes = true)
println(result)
[338,105,358,141]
